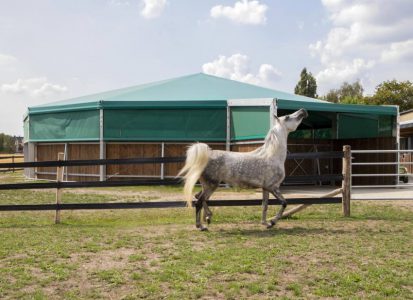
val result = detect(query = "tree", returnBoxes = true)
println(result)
[294,68,317,98]
[0,133,14,153]
[324,80,364,104]
[367,80,413,112]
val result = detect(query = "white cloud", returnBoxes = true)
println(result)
[0,77,67,98]
[0,53,18,66]
[311,0,413,93]
[109,0,130,6]
[202,53,281,87]
[316,59,374,85]
[210,0,268,25]
[141,0,167,19]
[381,39,413,62]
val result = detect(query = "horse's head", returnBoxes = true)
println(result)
[275,108,308,133]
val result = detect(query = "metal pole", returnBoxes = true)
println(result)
[63,143,68,181]
[99,109,106,181]
[396,106,400,187]
[55,152,64,224]
[226,105,231,151]
[161,142,165,180]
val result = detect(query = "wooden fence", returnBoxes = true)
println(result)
[0,155,24,173]
[0,149,350,223]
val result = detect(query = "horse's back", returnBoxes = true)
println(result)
[202,149,285,189]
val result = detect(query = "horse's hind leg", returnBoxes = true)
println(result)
[195,183,217,230]
[202,183,217,224]
[195,200,207,231]
[194,190,206,230]
[202,181,218,224]
[267,188,287,229]
[202,201,213,224]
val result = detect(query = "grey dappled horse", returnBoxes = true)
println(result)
[178,109,308,230]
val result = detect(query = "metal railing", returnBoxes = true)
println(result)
[351,149,413,200]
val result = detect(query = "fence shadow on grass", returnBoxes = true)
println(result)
[219,226,348,238]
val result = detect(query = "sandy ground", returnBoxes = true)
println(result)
[64,184,413,203]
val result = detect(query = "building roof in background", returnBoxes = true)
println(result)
[28,73,397,116]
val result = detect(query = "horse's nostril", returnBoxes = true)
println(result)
[301,110,308,118]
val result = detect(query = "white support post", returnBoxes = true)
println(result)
[55,152,64,224]
[161,142,165,180]
[396,106,400,187]
[26,142,36,179]
[33,143,37,179]
[226,105,231,151]
[63,143,68,182]
[99,109,106,181]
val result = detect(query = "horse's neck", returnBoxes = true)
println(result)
[260,127,288,161]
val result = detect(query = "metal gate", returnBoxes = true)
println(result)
[351,149,413,200]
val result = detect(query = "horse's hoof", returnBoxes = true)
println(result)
[206,217,211,224]
[196,224,208,231]
[266,220,276,229]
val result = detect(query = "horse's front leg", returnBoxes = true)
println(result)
[267,188,287,229]
[261,190,271,226]
[202,201,213,224]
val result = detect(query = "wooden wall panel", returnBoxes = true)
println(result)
[164,143,225,177]
[35,138,397,186]
[36,144,65,180]
[66,144,100,182]
[106,143,161,180]
[36,143,100,181]
[164,143,190,177]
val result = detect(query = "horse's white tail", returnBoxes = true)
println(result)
[178,143,210,207]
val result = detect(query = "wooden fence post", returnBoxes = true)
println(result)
[12,156,15,173]
[55,152,64,224]
[342,145,351,217]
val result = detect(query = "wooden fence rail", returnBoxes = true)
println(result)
[0,149,350,223]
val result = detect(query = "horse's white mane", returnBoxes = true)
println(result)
[251,125,285,158]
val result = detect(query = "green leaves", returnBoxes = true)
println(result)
[294,68,318,98]
[368,80,413,112]
[323,79,413,112]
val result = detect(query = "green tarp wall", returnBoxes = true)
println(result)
[104,109,226,141]
[25,107,395,142]
[337,114,394,139]
[29,110,100,142]
[230,107,270,141]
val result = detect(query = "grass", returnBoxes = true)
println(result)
[0,172,412,299]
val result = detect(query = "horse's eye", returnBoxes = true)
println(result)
[286,116,290,120]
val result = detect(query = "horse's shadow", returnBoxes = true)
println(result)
[218,226,348,238]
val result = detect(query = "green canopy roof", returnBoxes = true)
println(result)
[25,73,397,142]
[28,73,397,116]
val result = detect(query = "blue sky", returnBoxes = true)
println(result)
[1,0,412,135]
